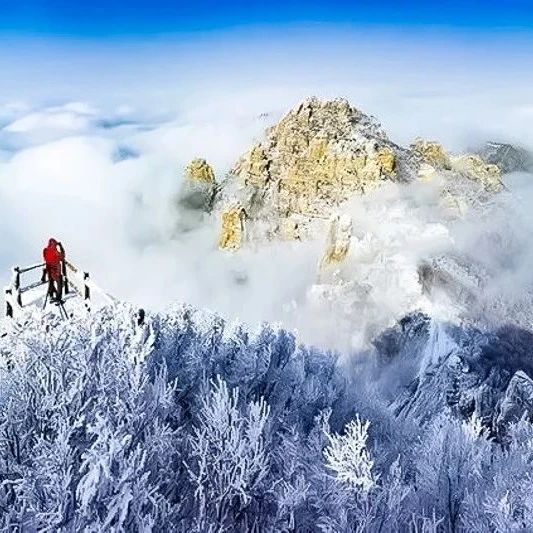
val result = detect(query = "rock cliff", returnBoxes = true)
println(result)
[412,138,503,195]
[217,97,416,249]
[175,158,217,233]
[376,314,533,435]
[181,158,217,211]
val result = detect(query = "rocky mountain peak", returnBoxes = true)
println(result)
[218,97,411,249]
[186,158,216,184]
[232,97,400,196]
[210,97,506,259]
[260,97,389,148]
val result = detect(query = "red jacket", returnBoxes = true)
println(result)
[43,239,64,281]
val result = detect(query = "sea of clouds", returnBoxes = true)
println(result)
[0,28,532,348]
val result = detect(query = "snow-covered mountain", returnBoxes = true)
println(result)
[2,97,533,531]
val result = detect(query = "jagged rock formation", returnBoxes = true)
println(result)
[478,141,533,174]
[411,138,451,170]
[497,371,533,429]
[217,97,416,249]
[232,98,401,205]
[410,137,504,221]
[411,138,503,193]
[451,154,502,193]
[182,98,527,349]
[175,159,217,232]
[418,239,533,334]
[180,158,217,211]
[418,255,485,310]
[186,158,216,184]
[214,99,505,253]
[376,313,533,435]
[218,204,245,250]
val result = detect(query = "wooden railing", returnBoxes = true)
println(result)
[4,260,91,318]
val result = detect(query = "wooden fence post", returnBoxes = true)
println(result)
[12,268,22,308]
[83,272,91,311]
[62,260,70,295]
[4,288,13,318]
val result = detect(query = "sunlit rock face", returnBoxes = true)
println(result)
[412,138,503,193]
[450,154,502,193]
[233,97,402,204]
[218,204,245,250]
[217,97,417,249]
[411,137,503,222]
[181,158,217,210]
[411,138,452,170]
[175,158,218,233]
[186,158,216,184]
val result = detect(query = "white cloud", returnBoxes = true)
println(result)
[5,107,94,134]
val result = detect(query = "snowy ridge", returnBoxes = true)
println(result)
[2,302,533,530]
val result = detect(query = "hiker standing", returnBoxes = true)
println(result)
[43,238,65,302]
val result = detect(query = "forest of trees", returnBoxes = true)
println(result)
[0,303,532,532]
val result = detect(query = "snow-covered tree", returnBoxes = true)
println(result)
[323,415,376,493]
[185,377,270,530]
[1,303,533,531]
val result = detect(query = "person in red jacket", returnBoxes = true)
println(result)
[43,238,65,302]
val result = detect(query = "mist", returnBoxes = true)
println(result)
[0,27,532,348]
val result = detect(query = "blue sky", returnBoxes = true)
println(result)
[2,0,532,37]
